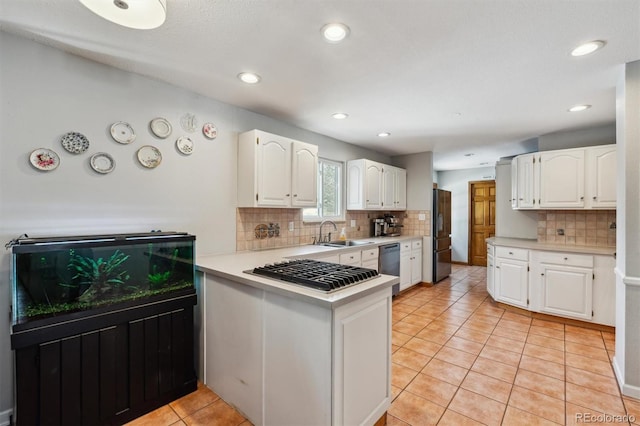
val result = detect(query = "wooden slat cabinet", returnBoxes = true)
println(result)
[13,295,197,425]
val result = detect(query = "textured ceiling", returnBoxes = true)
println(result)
[1,0,639,170]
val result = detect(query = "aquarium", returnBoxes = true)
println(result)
[10,232,195,330]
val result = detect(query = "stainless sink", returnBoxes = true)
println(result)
[319,240,374,248]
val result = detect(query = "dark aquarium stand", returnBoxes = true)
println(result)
[9,232,198,425]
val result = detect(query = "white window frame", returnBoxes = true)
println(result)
[303,158,345,223]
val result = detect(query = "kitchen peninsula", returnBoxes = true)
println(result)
[197,242,400,426]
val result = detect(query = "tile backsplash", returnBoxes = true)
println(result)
[236,208,431,251]
[536,210,616,247]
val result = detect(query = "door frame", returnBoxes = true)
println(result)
[467,180,496,266]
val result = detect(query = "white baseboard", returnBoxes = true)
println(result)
[0,408,13,426]
[613,356,640,400]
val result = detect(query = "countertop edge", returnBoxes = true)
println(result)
[486,237,615,256]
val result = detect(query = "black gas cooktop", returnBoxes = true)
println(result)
[247,259,379,292]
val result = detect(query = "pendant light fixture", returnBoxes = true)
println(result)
[78,0,167,30]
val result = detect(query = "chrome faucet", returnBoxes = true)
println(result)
[318,220,337,243]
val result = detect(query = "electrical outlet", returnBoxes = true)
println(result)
[289,221,294,231]
[350,220,356,227]
[418,214,426,221]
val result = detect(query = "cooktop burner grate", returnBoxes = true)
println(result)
[247,259,379,292]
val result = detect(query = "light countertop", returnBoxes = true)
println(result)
[487,237,615,257]
[196,236,423,308]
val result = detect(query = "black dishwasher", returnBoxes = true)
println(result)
[379,243,400,295]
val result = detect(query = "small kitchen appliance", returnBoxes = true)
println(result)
[371,218,386,237]
[383,214,402,236]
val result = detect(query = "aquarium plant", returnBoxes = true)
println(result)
[66,249,131,303]
[147,248,179,289]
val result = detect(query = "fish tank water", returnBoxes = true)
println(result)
[10,232,195,330]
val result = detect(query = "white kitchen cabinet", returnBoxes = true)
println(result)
[516,154,536,209]
[487,244,495,298]
[539,148,585,208]
[539,263,593,321]
[495,247,529,309]
[586,145,616,208]
[361,247,379,270]
[347,159,406,210]
[410,239,422,285]
[238,129,318,208]
[383,166,407,210]
[399,241,411,291]
[510,159,518,209]
[340,250,362,267]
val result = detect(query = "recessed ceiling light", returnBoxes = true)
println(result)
[78,0,167,29]
[464,153,475,157]
[571,40,606,57]
[237,72,261,84]
[377,132,391,137]
[568,104,592,112]
[332,112,349,120]
[321,23,350,43]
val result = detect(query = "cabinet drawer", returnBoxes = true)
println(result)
[487,244,495,257]
[411,239,422,250]
[361,248,379,261]
[400,241,412,253]
[536,251,593,268]
[340,251,361,265]
[496,246,528,261]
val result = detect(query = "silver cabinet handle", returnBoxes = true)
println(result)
[580,196,584,200]
[293,194,298,197]
[564,257,568,260]
[509,251,513,255]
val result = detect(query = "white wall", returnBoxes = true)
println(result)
[538,123,615,151]
[494,159,538,239]
[0,32,392,420]
[436,167,495,263]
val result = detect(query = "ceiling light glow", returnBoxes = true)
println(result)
[571,40,606,57]
[238,72,261,84]
[568,104,591,112]
[78,0,167,29]
[332,112,349,120]
[377,132,391,137]
[464,153,475,157]
[321,23,350,43]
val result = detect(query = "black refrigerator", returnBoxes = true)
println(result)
[433,189,452,282]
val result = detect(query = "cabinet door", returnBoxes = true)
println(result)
[539,149,585,208]
[487,254,495,298]
[399,244,411,291]
[346,160,365,210]
[586,145,616,208]
[395,169,407,210]
[257,136,291,207]
[410,247,422,285]
[382,166,396,210]
[511,159,518,209]
[516,154,536,208]
[495,258,528,308]
[364,161,383,209]
[291,141,318,207]
[540,265,593,321]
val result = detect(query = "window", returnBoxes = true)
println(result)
[303,158,344,221]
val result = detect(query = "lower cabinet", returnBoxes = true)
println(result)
[361,247,380,270]
[410,239,423,285]
[495,257,529,309]
[487,254,495,298]
[538,264,593,321]
[13,294,197,426]
[400,239,422,291]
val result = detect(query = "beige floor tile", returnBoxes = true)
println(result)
[565,401,611,426]
[565,366,620,397]
[462,319,497,334]
[502,311,532,325]
[393,320,425,336]
[126,406,181,426]
[445,335,485,355]
[182,400,246,426]
[392,330,413,347]
[403,337,442,357]
[486,334,526,354]
[399,313,432,328]
[624,397,640,422]
[471,357,518,383]
[468,312,501,326]
[391,362,420,389]
[497,319,531,334]
[479,345,522,367]
[434,346,478,369]
[565,383,626,416]
[386,414,411,426]
[391,385,402,401]
[461,371,513,403]
[565,353,615,377]
[170,386,220,419]
[565,340,610,361]
[514,369,565,400]
[529,325,565,340]
[392,344,401,353]
[455,327,491,344]
[421,358,469,386]
[416,329,453,345]
[531,318,565,331]
[502,406,561,425]
[523,343,565,365]
[169,421,187,426]
[388,391,445,426]
[526,334,565,352]
[448,388,506,426]
[565,331,606,349]
[424,319,461,335]
[437,409,485,425]
[393,303,418,315]
[405,373,458,407]
[392,347,432,371]
[519,355,565,380]
[508,386,565,424]
[492,325,529,342]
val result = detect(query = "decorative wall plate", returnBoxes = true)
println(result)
[176,136,194,155]
[137,145,162,168]
[61,132,90,154]
[110,121,136,144]
[254,224,268,239]
[202,122,217,139]
[180,113,198,133]
[30,148,60,171]
[149,117,172,139]
[90,152,115,174]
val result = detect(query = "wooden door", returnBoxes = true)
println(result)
[469,181,496,266]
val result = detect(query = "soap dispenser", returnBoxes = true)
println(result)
[339,227,347,241]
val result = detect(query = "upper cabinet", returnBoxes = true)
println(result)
[511,144,616,210]
[347,160,406,210]
[238,130,318,208]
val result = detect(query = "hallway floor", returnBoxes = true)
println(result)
[127,264,640,426]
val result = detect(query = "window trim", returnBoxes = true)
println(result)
[302,157,345,223]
